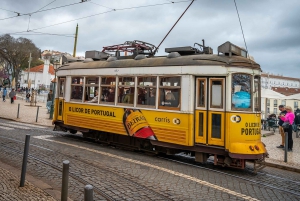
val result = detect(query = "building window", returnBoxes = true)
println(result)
[273,108,277,115]
[267,107,270,114]
[281,100,286,106]
[274,99,277,107]
[295,101,298,108]
[267,99,270,106]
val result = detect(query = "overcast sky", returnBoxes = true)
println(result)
[1,0,299,78]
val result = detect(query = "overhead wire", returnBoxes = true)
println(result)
[0,1,88,21]
[88,1,114,10]
[28,0,194,32]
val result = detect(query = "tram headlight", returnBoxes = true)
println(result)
[249,145,254,151]
[254,145,259,151]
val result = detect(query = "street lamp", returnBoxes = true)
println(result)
[49,60,59,119]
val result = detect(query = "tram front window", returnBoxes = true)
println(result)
[232,73,252,111]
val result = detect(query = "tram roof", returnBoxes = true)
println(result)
[58,54,260,71]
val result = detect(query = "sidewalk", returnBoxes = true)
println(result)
[0,96,300,199]
[0,92,52,127]
[261,129,300,172]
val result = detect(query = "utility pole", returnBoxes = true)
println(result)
[26,53,32,88]
[73,24,78,57]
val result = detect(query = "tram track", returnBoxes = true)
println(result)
[51,133,300,198]
[0,135,174,201]
[158,154,300,197]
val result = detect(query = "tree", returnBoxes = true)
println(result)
[0,34,40,86]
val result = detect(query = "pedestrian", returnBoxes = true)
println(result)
[9,88,16,104]
[2,87,7,102]
[279,106,295,152]
[46,90,53,113]
[26,92,31,102]
[276,105,287,148]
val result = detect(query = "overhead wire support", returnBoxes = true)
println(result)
[153,0,195,55]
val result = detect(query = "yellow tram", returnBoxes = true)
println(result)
[53,40,267,171]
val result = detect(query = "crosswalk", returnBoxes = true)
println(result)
[0,121,48,131]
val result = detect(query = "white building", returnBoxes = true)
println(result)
[261,73,300,89]
[20,59,55,89]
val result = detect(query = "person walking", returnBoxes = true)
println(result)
[26,92,31,102]
[276,105,287,148]
[279,106,295,152]
[2,87,7,102]
[9,88,16,104]
[46,90,53,113]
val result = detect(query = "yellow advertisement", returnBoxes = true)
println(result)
[64,103,192,146]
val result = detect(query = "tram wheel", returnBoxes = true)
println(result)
[69,129,77,134]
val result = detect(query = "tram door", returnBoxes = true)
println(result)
[56,77,65,121]
[195,77,225,146]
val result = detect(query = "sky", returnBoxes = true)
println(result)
[1,0,300,78]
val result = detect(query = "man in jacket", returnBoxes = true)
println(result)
[9,88,16,104]
[277,105,287,148]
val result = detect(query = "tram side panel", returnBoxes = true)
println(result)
[59,102,193,146]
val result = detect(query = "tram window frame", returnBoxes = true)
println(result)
[70,76,84,102]
[100,76,116,105]
[158,76,181,110]
[136,76,157,109]
[117,76,135,106]
[58,77,66,98]
[254,75,261,112]
[231,73,252,111]
[210,79,224,109]
[85,76,100,104]
[196,78,206,108]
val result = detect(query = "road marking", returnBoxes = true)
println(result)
[0,122,47,130]
[12,122,46,129]
[0,123,30,129]
[34,135,259,201]
[0,127,14,130]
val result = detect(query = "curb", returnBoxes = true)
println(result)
[265,162,300,173]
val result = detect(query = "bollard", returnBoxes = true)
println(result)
[84,185,94,201]
[36,106,40,122]
[20,134,30,187]
[284,131,288,162]
[61,160,69,201]
[17,103,20,118]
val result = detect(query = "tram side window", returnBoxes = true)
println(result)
[85,77,99,103]
[70,77,84,102]
[232,73,252,111]
[137,76,157,108]
[100,76,116,104]
[117,77,135,105]
[159,76,181,110]
[254,75,261,111]
[58,77,65,98]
